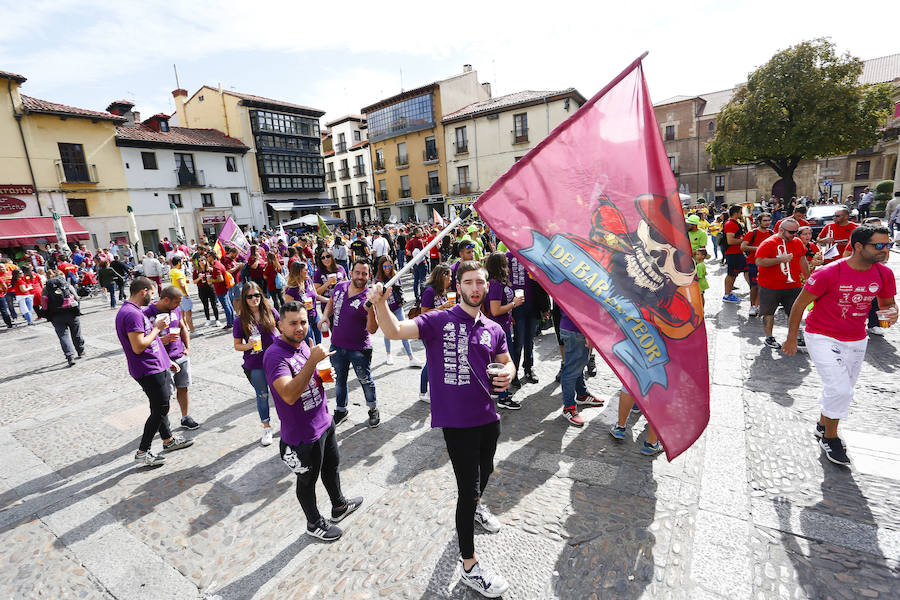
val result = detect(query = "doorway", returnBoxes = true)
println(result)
[141,230,159,257]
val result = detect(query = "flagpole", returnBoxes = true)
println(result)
[365,206,471,307]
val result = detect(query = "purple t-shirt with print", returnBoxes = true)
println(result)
[263,338,331,445]
[486,279,514,332]
[285,277,318,317]
[330,280,371,350]
[115,301,171,378]
[414,305,508,429]
[506,252,532,304]
[420,285,446,310]
[233,308,281,371]
[143,304,185,359]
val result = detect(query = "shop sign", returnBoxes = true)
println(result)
[447,194,480,205]
[0,196,27,215]
[0,184,34,195]
[395,198,415,207]
[201,215,228,224]
[420,195,445,204]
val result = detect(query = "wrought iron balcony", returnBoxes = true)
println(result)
[353,165,366,177]
[55,160,98,184]
[398,187,412,199]
[452,183,472,195]
[174,168,205,187]
[338,168,350,180]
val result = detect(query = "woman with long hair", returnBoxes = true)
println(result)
[484,252,524,409]
[313,247,347,310]
[233,282,281,446]
[247,244,266,293]
[192,255,220,326]
[11,265,37,325]
[417,262,454,402]
[264,251,285,312]
[374,255,420,366]
[285,261,325,345]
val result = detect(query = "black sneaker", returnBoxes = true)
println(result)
[522,370,539,384]
[796,338,807,352]
[814,423,825,439]
[367,408,380,428]
[496,397,522,410]
[764,336,782,349]
[180,416,200,430]
[820,437,851,466]
[306,517,342,541]
[510,376,521,388]
[585,356,597,377]
[66,356,75,368]
[333,409,349,426]
[331,496,364,523]
[76,349,85,359]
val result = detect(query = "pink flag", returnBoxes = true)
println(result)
[433,208,444,226]
[474,55,709,460]
[217,217,251,261]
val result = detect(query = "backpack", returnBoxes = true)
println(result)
[719,219,744,252]
[40,277,79,316]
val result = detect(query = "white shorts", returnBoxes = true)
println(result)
[803,331,867,419]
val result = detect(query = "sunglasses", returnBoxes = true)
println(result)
[462,244,475,249]
[783,229,799,235]
[866,242,892,250]
[382,264,393,269]
[323,254,333,258]
[246,293,262,299]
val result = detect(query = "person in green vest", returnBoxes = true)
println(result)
[466,225,484,260]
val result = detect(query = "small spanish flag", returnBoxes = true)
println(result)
[214,239,225,259]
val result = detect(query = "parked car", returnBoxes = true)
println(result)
[805,205,859,237]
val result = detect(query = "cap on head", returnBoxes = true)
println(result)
[685,214,701,226]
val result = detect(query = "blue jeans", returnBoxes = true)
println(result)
[17,295,34,324]
[105,283,118,307]
[497,329,513,399]
[305,312,322,346]
[560,329,589,409]
[216,292,234,326]
[330,345,376,410]
[384,307,413,356]
[397,252,406,270]
[228,281,243,308]
[246,368,270,423]
[6,294,17,318]
[412,262,427,302]
[420,363,429,394]
[511,305,538,375]
[0,296,11,327]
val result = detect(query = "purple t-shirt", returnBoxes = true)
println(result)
[233,308,281,371]
[263,338,331,445]
[330,280,371,350]
[414,305,508,429]
[313,265,347,310]
[449,260,461,292]
[115,301,171,378]
[559,309,580,334]
[486,279,514,332]
[506,252,532,304]
[143,304,185,359]
[285,277,318,317]
[420,285,446,310]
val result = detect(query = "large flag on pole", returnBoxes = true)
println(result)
[317,214,331,239]
[433,208,445,227]
[216,217,251,261]
[474,54,709,460]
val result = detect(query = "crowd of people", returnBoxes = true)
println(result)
[4,196,896,598]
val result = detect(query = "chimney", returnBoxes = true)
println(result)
[106,99,136,125]
[132,111,141,125]
[481,82,491,99]
[172,88,188,127]
[463,64,472,73]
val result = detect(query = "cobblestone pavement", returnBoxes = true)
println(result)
[1,259,898,599]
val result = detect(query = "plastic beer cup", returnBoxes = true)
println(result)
[876,308,896,329]
[447,292,457,305]
[250,334,262,352]
[304,295,314,311]
[514,289,525,300]
[487,362,504,391]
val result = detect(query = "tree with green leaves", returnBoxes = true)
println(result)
[707,38,894,201]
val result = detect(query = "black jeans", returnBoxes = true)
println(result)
[859,204,870,220]
[279,421,345,525]
[135,371,173,452]
[197,285,218,321]
[442,420,501,559]
[50,312,84,358]
[269,287,284,312]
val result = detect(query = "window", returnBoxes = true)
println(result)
[665,125,675,141]
[855,161,870,180]
[668,156,676,172]
[708,121,715,132]
[230,192,240,206]
[168,193,182,208]
[259,155,324,176]
[263,175,324,192]
[354,154,365,177]
[339,158,350,179]
[249,110,320,138]
[378,179,387,202]
[159,120,169,132]
[255,134,320,153]
[396,142,408,166]
[330,186,338,200]
[399,175,411,197]
[366,93,435,142]
[141,152,158,170]
[226,156,237,172]
[455,127,468,153]
[67,198,88,217]
[353,130,361,142]
[513,113,528,142]
[357,181,368,203]
[424,136,438,161]
[343,184,352,203]
[58,143,90,182]
[457,166,470,193]
[201,193,214,207]
[715,175,725,192]
[375,148,385,171]
[336,132,347,153]
[428,170,440,195]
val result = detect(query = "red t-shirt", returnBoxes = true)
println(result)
[426,235,441,259]
[755,236,806,289]
[723,219,745,255]
[212,261,229,295]
[805,260,896,341]
[741,228,773,264]
[288,256,301,268]
[774,217,810,232]
[264,263,278,291]
[302,247,314,260]
[14,274,35,296]
[221,255,241,283]
[818,222,858,261]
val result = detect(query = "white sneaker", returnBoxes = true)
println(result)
[459,560,509,598]
[868,326,886,336]
[261,428,273,446]
[748,305,759,317]
[419,391,430,403]
[474,503,501,533]
[408,356,422,367]
[386,354,395,365]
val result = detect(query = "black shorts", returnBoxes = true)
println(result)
[746,263,759,286]
[758,286,802,317]
[725,253,747,277]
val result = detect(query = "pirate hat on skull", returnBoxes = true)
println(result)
[634,193,695,275]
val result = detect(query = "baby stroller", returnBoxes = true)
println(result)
[77,270,103,299]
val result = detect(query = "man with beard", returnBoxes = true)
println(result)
[320,259,380,428]
[115,277,193,467]
[265,301,363,541]
[816,207,858,263]
[783,226,896,466]
[368,260,513,598]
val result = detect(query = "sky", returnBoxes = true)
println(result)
[1,0,896,127]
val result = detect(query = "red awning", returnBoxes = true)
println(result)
[0,216,90,247]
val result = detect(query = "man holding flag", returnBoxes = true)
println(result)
[473,53,709,460]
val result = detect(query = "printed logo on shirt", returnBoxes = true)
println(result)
[350,298,361,310]
[868,282,879,293]
[479,330,492,347]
